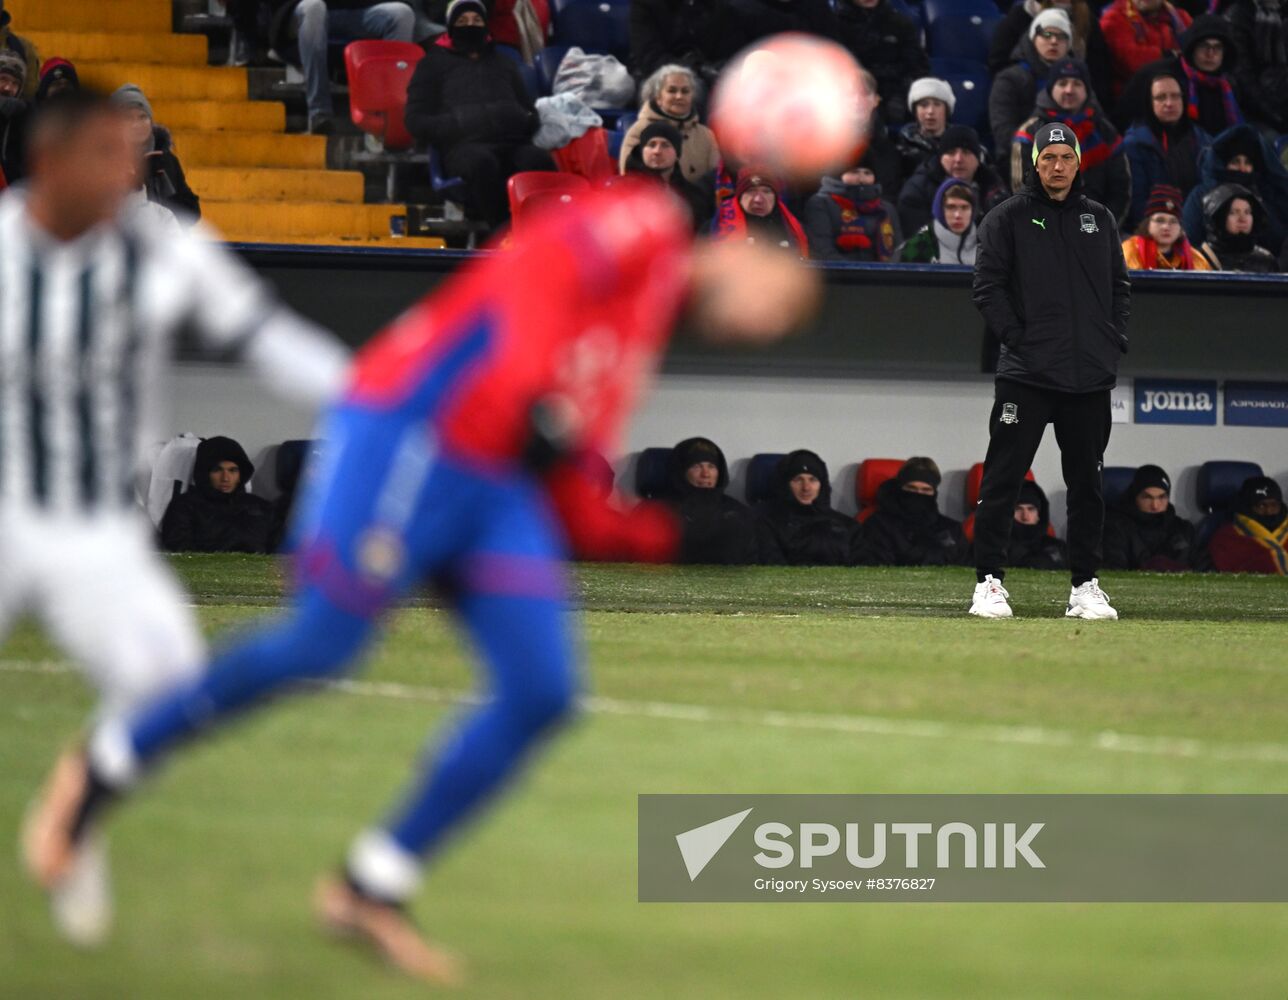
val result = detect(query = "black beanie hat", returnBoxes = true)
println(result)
[1016,480,1045,508]
[780,449,828,484]
[1047,57,1091,95]
[1032,121,1082,164]
[1238,476,1284,509]
[1129,464,1171,499]
[638,120,683,154]
[897,456,941,492]
[937,124,982,158]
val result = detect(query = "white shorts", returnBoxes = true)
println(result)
[0,508,205,722]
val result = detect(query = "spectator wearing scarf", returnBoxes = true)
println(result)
[1208,477,1288,575]
[1122,182,1211,268]
[714,166,809,258]
[1100,0,1191,99]
[802,152,902,262]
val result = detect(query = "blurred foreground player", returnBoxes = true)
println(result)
[24,178,819,982]
[6,91,347,942]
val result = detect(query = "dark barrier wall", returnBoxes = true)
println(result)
[233,245,1288,381]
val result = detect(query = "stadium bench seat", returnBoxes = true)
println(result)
[929,57,991,137]
[534,44,571,95]
[506,170,592,227]
[345,41,427,199]
[1101,465,1136,509]
[552,0,631,59]
[964,462,1034,509]
[926,12,1000,63]
[854,458,903,522]
[551,127,615,179]
[496,43,543,99]
[633,446,674,499]
[746,453,787,505]
[1195,459,1264,546]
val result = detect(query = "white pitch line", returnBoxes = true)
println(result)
[5,658,1288,765]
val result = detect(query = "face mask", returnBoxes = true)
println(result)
[897,490,939,526]
[450,24,488,52]
[848,182,881,202]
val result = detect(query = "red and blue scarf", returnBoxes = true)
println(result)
[1178,57,1243,129]
[1016,104,1122,172]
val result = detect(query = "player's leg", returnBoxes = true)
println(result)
[972,381,1054,615]
[1054,389,1118,619]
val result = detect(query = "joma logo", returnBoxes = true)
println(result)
[1139,390,1214,414]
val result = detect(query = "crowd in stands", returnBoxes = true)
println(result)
[652,437,1287,574]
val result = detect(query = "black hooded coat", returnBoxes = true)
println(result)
[161,436,277,553]
[665,437,767,565]
[757,450,864,566]
[858,478,969,567]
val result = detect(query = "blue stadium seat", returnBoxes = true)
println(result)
[496,43,542,99]
[607,124,627,160]
[746,453,787,505]
[633,447,674,499]
[929,57,991,137]
[926,11,1001,63]
[1101,466,1136,509]
[428,146,465,202]
[1195,459,1264,546]
[920,0,1000,23]
[534,44,570,96]
[552,0,630,59]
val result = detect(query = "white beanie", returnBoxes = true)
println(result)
[907,77,956,114]
[1029,8,1073,40]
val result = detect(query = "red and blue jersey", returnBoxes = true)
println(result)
[347,181,693,465]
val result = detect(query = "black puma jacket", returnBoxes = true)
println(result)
[973,172,1132,393]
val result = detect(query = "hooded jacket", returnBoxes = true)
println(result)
[1007,481,1068,570]
[898,176,979,264]
[1121,106,1210,228]
[858,478,969,567]
[894,122,942,185]
[1103,493,1203,571]
[990,33,1065,154]
[1180,122,1288,250]
[623,142,715,232]
[0,14,37,100]
[803,175,901,262]
[756,450,864,566]
[146,125,201,222]
[665,437,767,565]
[897,155,1007,238]
[618,99,721,184]
[160,437,277,554]
[1013,89,1130,222]
[973,170,1132,394]
[1207,478,1288,575]
[1227,0,1288,132]
[1198,182,1279,271]
[989,0,1114,103]
[834,0,930,126]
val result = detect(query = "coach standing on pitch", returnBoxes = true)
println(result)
[968,122,1130,620]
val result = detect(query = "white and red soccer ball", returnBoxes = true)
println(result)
[710,33,877,184]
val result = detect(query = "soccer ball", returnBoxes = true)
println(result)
[709,33,876,184]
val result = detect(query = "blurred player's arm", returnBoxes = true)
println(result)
[173,225,351,405]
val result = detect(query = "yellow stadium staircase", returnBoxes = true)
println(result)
[17,0,445,248]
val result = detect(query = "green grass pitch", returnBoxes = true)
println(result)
[2,557,1287,999]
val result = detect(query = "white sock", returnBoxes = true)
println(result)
[87,720,141,790]
[347,829,422,904]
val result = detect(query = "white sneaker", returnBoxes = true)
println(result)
[1066,578,1118,620]
[49,833,113,947]
[969,575,1013,618]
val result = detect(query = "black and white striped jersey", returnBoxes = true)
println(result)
[0,188,349,515]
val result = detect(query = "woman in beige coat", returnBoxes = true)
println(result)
[618,64,721,183]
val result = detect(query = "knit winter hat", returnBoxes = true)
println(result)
[0,50,25,85]
[897,456,941,491]
[1145,183,1184,218]
[1016,480,1045,509]
[1128,464,1171,499]
[37,57,79,100]
[735,165,780,201]
[937,124,982,157]
[1030,7,1073,40]
[907,76,956,114]
[111,82,153,120]
[446,0,488,25]
[638,120,683,153]
[1238,476,1284,508]
[1047,57,1090,94]
[780,450,828,484]
[1031,121,1082,164]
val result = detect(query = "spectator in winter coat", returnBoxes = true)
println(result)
[161,437,278,554]
[0,1,38,99]
[1122,183,1211,268]
[1008,480,1068,570]
[1121,68,1210,227]
[898,124,1007,237]
[834,0,930,127]
[856,67,906,201]
[715,166,809,257]
[1227,0,1288,133]
[1208,476,1288,575]
[623,120,714,231]
[895,76,953,182]
[1099,0,1191,100]
[803,155,902,262]
[665,437,767,565]
[1199,183,1280,271]
[404,0,552,229]
[1102,464,1204,571]
[1181,123,1288,253]
[899,178,979,264]
[268,0,414,133]
[989,0,1114,104]
[757,450,864,566]
[1012,58,1129,221]
[858,457,970,567]
[36,57,78,102]
[628,0,737,83]
[110,84,202,223]
[0,51,27,187]
[618,64,720,184]
[989,8,1073,154]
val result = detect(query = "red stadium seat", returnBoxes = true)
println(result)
[507,171,591,228]
[964,462,1034,509]
[344,41,425,151]
[854,458,903,523]
[551,127,615,180]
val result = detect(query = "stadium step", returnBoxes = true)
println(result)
[23,31,208,65]
[76,62,247,101]
[167,130,327,169]
[8,0,173,34]
[204,201,410,239]
[149,100,284,132]
[186,168,365,203]
[221,232,448,249]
